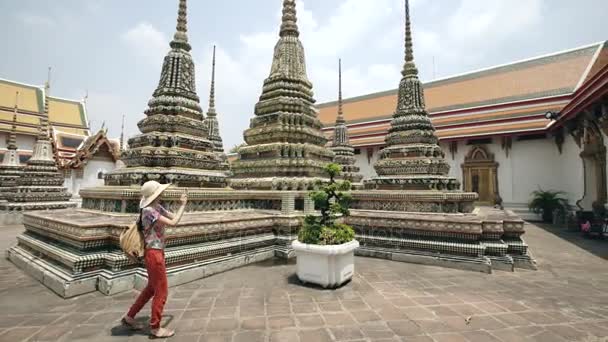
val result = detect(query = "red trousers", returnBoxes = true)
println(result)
[127,249,168,329]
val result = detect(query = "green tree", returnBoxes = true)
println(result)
[298,163,355,245]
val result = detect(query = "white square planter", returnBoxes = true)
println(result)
[292,240,359,288]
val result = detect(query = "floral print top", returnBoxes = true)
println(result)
[141,204,169,250]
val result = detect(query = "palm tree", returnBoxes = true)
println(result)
[528,188,569,223]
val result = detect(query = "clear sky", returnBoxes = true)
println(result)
[1,0,607,150]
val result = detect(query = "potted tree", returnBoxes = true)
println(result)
[292,164,359,288]
[528,188,569,223]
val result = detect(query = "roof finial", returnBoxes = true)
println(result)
[120,114,125,151]
[40,67,52,139]
[7,92,19,150]
[402,0,418,76]
[280,0,299,38]
[170,0,191,51]
[337,58,344,123]
[207,45,217,117]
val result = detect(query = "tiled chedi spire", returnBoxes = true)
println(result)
[365,0,460,191]
[0,92,25,202]
[231,0,334,190]
[204,45,225,154]
[330,59,362,183]
[1,72,75,210]
[105,0,229,187]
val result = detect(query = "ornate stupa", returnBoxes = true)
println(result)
[1,77,75,210]
[330,59,363,184]
[204,45,225,155]
[231,0,334,190]
[0,92,25,201]
[365,0,460,192]
[105,0,229,187]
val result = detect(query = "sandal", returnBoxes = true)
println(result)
[121,316,144,331]
[150,327,175,339]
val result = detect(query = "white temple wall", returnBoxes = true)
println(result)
[355,136,585,207]
[353,146,381,179]
[64,158,116,197]
[559,134,585,206]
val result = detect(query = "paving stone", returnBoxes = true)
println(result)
[206,319,238,332]
[240,317,266,330]
[199,333,233,342]
[182,308,211,320]
[210,306,237,318]
[322,312,356,326]
[430,332,468,342]
[295,314,325,328]
[400,306,436,320]
[413,320,452,334]
[233,330,265,342]
[298,328,332,342]
[318,302,344,312]
[341,300,370,311]
[447,303,483,317]
[528,330,568,342]
[351,310,382,323]
[427,305,461,317]
[168,333,201,342]
[26,324,72,341]
[493,312,534,327]
[329,326,364,340]
[360,322,396,339]
[270,330,299,342]
[0,315,27,329]
[461,330,503,342]
[487,328,534,342]
[386,320,422,336]
[291,303,318,314]
[0,327,41,341]
[544,324,590,341]
[268,315,295,330]
[174,318,207,334]
[62,324,106,340]
[411,297,441,306]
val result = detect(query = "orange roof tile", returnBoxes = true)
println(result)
[318,42,605,126]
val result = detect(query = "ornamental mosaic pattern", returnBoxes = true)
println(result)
[230,0,335,190]
[104,0,229,188]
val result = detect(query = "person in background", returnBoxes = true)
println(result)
[121,180,188,339]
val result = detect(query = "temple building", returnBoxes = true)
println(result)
[0,78,90,166]
[62,127,122,198]
[0,78,124,203]
[318,41,608,217]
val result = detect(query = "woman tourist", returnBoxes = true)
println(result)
[122,180,187,339]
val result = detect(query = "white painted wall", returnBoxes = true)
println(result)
[353,136,585,207]
[354,146,381,179]
[64,158,116,197]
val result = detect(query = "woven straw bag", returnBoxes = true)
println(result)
[120,222,144,263]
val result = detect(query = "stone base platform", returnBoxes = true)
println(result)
[7,202,535,298]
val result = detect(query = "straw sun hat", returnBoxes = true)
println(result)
[139,181,172,209]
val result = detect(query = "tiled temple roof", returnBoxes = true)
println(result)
[0,78,89,137]
[318,41,608,146]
